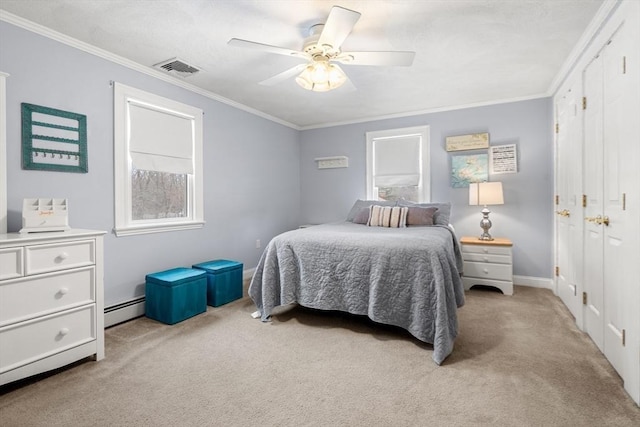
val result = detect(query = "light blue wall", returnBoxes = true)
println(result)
[299,99,554,279]
[2,19,554,306]
[0,22,301,306]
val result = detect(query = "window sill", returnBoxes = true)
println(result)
[114,221,205,237]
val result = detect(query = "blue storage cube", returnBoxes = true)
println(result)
[145,268,207,325]
[192,260,243,307]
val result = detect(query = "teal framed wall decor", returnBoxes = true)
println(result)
[21,103,88,173]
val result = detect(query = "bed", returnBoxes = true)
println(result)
[248,201,465,365]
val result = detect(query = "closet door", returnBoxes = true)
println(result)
[582,23,636,376]
[600,23,635,375]
[554,81,582,321]
[582,53,604,352]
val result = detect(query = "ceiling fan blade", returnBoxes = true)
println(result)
[317,6,361,50]
[335,51,416,67]
[228,38,307,59]
[259,63,309,86]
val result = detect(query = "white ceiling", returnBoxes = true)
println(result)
[0,0,605,129]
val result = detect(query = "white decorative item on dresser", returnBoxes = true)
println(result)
[460,236,513,296]
[0,229,105,386]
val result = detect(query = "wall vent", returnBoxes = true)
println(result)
[153,58,201,78]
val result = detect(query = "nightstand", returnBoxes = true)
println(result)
[460,236,513,295]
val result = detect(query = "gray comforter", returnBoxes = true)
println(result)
[249,222,465,365]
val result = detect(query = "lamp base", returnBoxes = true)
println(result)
[478,207,494,241]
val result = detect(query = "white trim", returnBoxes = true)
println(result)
[546,0,621,96]
[0,9,597,133]
[0,10,299,131]
[113,82,204,237]
[513,275,553,289]
[301,94,549,131]
[0,72,7,234]
[366,126,430,202]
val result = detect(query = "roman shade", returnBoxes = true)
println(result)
[128,102,194,174]
[373,135,420,187]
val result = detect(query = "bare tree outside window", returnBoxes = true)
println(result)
[131,168,187,220]
[377,185,419,202]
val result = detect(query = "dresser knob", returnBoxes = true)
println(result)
[483,268,489,274]
[59,328,70,336]
[55,252,69,263]
[482,248,489,253]
[59,287,69,295]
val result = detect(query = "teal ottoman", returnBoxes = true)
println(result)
[145,268,207,325]
[192,260,243,307]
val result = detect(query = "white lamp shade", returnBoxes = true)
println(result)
[469,182,504,206]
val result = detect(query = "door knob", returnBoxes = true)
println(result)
[602,216,610,226]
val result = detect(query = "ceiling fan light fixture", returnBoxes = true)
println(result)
[295,61,347,92]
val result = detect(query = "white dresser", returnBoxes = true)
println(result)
[0,229,105,386]
[460,236,513,296]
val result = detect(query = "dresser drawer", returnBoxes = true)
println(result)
[464,261,512,281]
[25,239,95,275]
[0,247,23,280]
[0,267,95,327]
[462,244,511,256]
[0,305,96,374]
[462,253,511,264]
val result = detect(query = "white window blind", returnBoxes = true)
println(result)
[373,135,421,187]
[128,103,194,174]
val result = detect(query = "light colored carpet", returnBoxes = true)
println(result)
[1,286,639,426]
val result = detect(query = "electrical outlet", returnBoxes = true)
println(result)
[255,239,261,249]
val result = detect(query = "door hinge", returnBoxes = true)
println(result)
[622,193,626,211]
[623,56,626,74]
[555,266,559,277]
[555,195,559,205]
[582,292,587,305]
[582,97,587,110]
[555,123,559,134]
[622,329,626,346]
[582,194,587,208]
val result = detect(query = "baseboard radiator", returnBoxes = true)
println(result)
[104,297,146,328]
[103,268,256,328]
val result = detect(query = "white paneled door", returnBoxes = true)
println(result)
[582,22,635,377]
[554,79,583,322]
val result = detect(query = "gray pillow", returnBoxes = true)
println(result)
[406,206,438,226]
[397,201,451,226]
[352,208,370,224]
[346,199,396,222]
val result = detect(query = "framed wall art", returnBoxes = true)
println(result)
[22,103,88,173]
[451,153,488,188]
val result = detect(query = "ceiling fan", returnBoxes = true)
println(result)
[228,5,416,92]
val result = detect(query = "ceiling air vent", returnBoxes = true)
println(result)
[153,58,201,78]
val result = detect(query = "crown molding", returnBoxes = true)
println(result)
[546,0,620,96]
[0,10,301,130]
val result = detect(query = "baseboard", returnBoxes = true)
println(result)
[104,297,145,328]
[513,275,553,289]
[104,269,257,328]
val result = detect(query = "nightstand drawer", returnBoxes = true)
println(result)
[462,253,511,264]
[461,245,511,256]
[464,261,512,281]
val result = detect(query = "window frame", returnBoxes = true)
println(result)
[365,125,431,203]
[113,83,204,236]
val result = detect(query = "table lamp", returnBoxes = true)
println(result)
[469,182,504,241]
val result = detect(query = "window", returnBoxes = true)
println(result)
[114,83,204,236]
[366,126,430,203]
